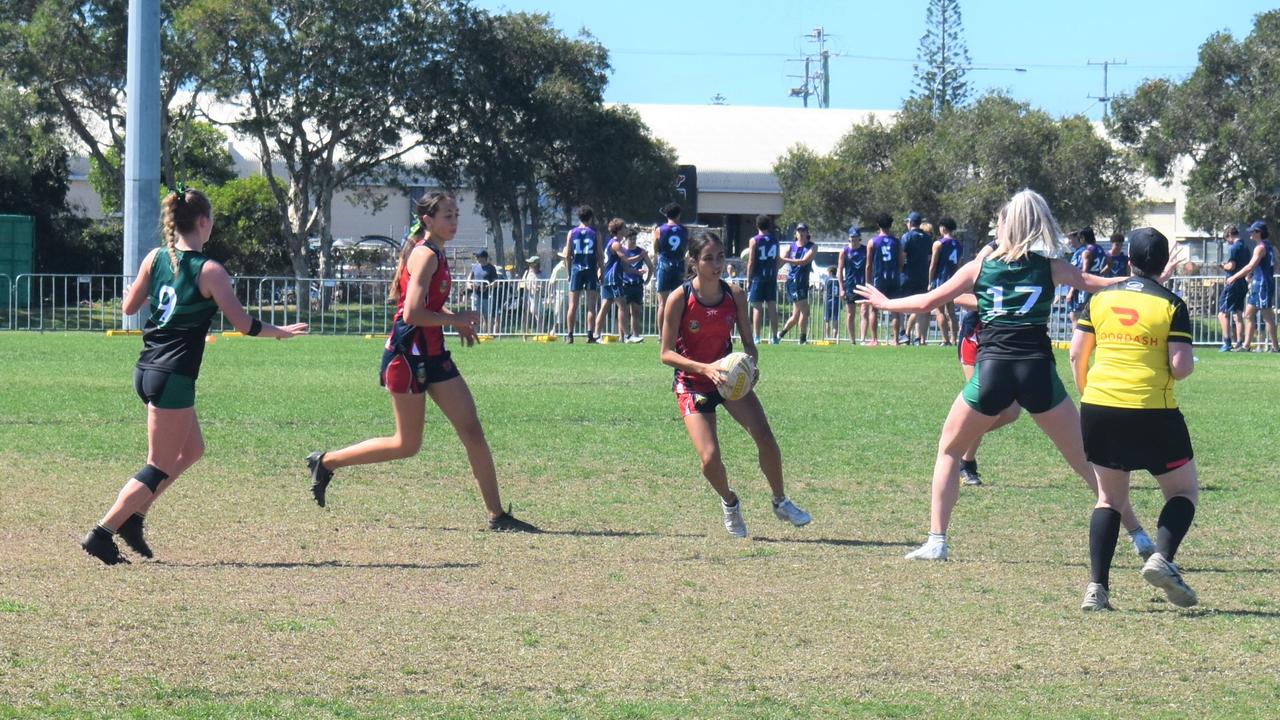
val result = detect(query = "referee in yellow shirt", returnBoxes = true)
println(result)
[1070,227,1199,611]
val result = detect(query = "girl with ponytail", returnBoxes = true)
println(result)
[81,186,308,565]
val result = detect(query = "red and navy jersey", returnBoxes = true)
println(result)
[673,280,737,394]
[389,240,451,358]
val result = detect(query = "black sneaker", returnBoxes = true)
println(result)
[117,513,153,559]
[961,463,983,487]
[80,528,130,565]
[487,506,540,533]
[307,451,334,508]
[586,334,600,344]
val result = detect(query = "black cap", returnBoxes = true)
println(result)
[1248,220,1269,239]
[1126,227,1169,276]
[475,249,489,258]
[795,223,809,232]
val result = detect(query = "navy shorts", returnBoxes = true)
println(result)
[621,284,644,305]
[901,277,928,296]
[1219,281,1246,313]
[786,278,810,302]
[655,261,683,293]
[748,276,778,303]
[872,277,899,299]
[600,283,621,300]
[1248,278,1274,310]
[570,268,599,293]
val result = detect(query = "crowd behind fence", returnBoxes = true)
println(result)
[1,272,1276,349]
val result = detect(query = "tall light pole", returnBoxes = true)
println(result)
[932,65,1027,116]
[122,0,162,328]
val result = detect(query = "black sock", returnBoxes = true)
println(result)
[962,459,977,473]
[799,334,806,342]
[1156,496,1196,562]
[1089,507,1122,588]
[93,523,115,538]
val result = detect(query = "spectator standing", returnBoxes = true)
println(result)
[468,250,498,334]
[865,213,902,346]
[1227,220,1278,352]
[837,226,869,344]
[901,212,933,345]
[1218,224,1250,351]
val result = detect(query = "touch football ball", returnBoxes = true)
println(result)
[716,352,756,401]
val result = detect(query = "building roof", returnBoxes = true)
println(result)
[624,104,894,194]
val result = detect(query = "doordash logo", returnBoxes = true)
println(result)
[1113,307,1139,326]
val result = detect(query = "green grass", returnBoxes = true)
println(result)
[1,334,1278,718]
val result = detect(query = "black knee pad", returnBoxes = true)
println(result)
[134,464,169,493]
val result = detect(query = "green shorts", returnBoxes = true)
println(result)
[134,368,197,409]
[961,357,1067,416]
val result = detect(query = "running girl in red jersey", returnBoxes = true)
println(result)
[306,192,537,532]
[80,187,308,565]
[660,232,811,537]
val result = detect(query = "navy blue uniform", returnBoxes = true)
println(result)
[841,244,867,302]
[747,232,779,303]
[932,237,960,289]
[568,226,599,292]
[621,246,646,304]
[1249,240,1275,310]
[654,222,688,293]
[869,233,900,296]
[1220,239,1251,313]
[1106,250,1130,277]
[601,238,624,299]
[786,240,814,302]
[901,229,932,294]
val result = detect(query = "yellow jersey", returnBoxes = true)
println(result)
[1076,276,1192,409]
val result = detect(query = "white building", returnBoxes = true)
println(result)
[65,103,1207,267]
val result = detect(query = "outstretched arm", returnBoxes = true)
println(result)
[855,259,980,314]
[201,262,307,338]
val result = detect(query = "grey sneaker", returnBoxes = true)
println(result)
[771,496,812,527]
[904,538,948,561]
[1131,531,1156,562]
[721,497,747,538]
[1081,582,1113,611]
[1141,552,1198,607]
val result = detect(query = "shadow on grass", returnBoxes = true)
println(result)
[752,535,918,548]
[1188,565,1279,575]
[1143,606,1280,618]
[413,526,706,539]
[157,560,480,571]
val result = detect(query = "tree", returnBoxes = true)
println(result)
[912,0,972,113]
[0,79,86,272]
[88,120,236,215]
[1,1,222,205]
[774,93,1135,246]
[1108,10,1280,233]
[203,176,290,275]
[186,0,464,278]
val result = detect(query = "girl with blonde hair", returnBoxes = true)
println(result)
[857,189,1153,561]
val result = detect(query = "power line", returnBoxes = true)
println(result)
[1088,59,1128,118]
[609,47,1190,72]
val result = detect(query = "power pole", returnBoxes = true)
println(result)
[1087,59,1127,119]
[122,0,162,329]
[787,27,832,108]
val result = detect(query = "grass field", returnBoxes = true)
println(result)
[1,334,1277,719]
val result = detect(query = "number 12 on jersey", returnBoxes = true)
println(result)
[985,285,1042,316]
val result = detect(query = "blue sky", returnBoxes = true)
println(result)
[474,0,1271,119]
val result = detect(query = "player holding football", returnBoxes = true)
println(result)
[305,192,537,532]
[660,231,811,537]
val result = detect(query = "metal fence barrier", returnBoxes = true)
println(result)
[3,272,1276,348]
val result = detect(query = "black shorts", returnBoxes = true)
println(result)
[962,356,1067,416]
[133,367,197,409]
[621,284,644,305]
[380,349,461,394]
[1080,403,1194,476]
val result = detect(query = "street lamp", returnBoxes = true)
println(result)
[932,65,1027,116]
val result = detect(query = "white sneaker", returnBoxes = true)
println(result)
[1131,531,1156,561]
[1141,552,1198,607]
[721,498,747,538]
[904,538,948,561]
[1081,582,1113,611]
[772,496,811,526]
